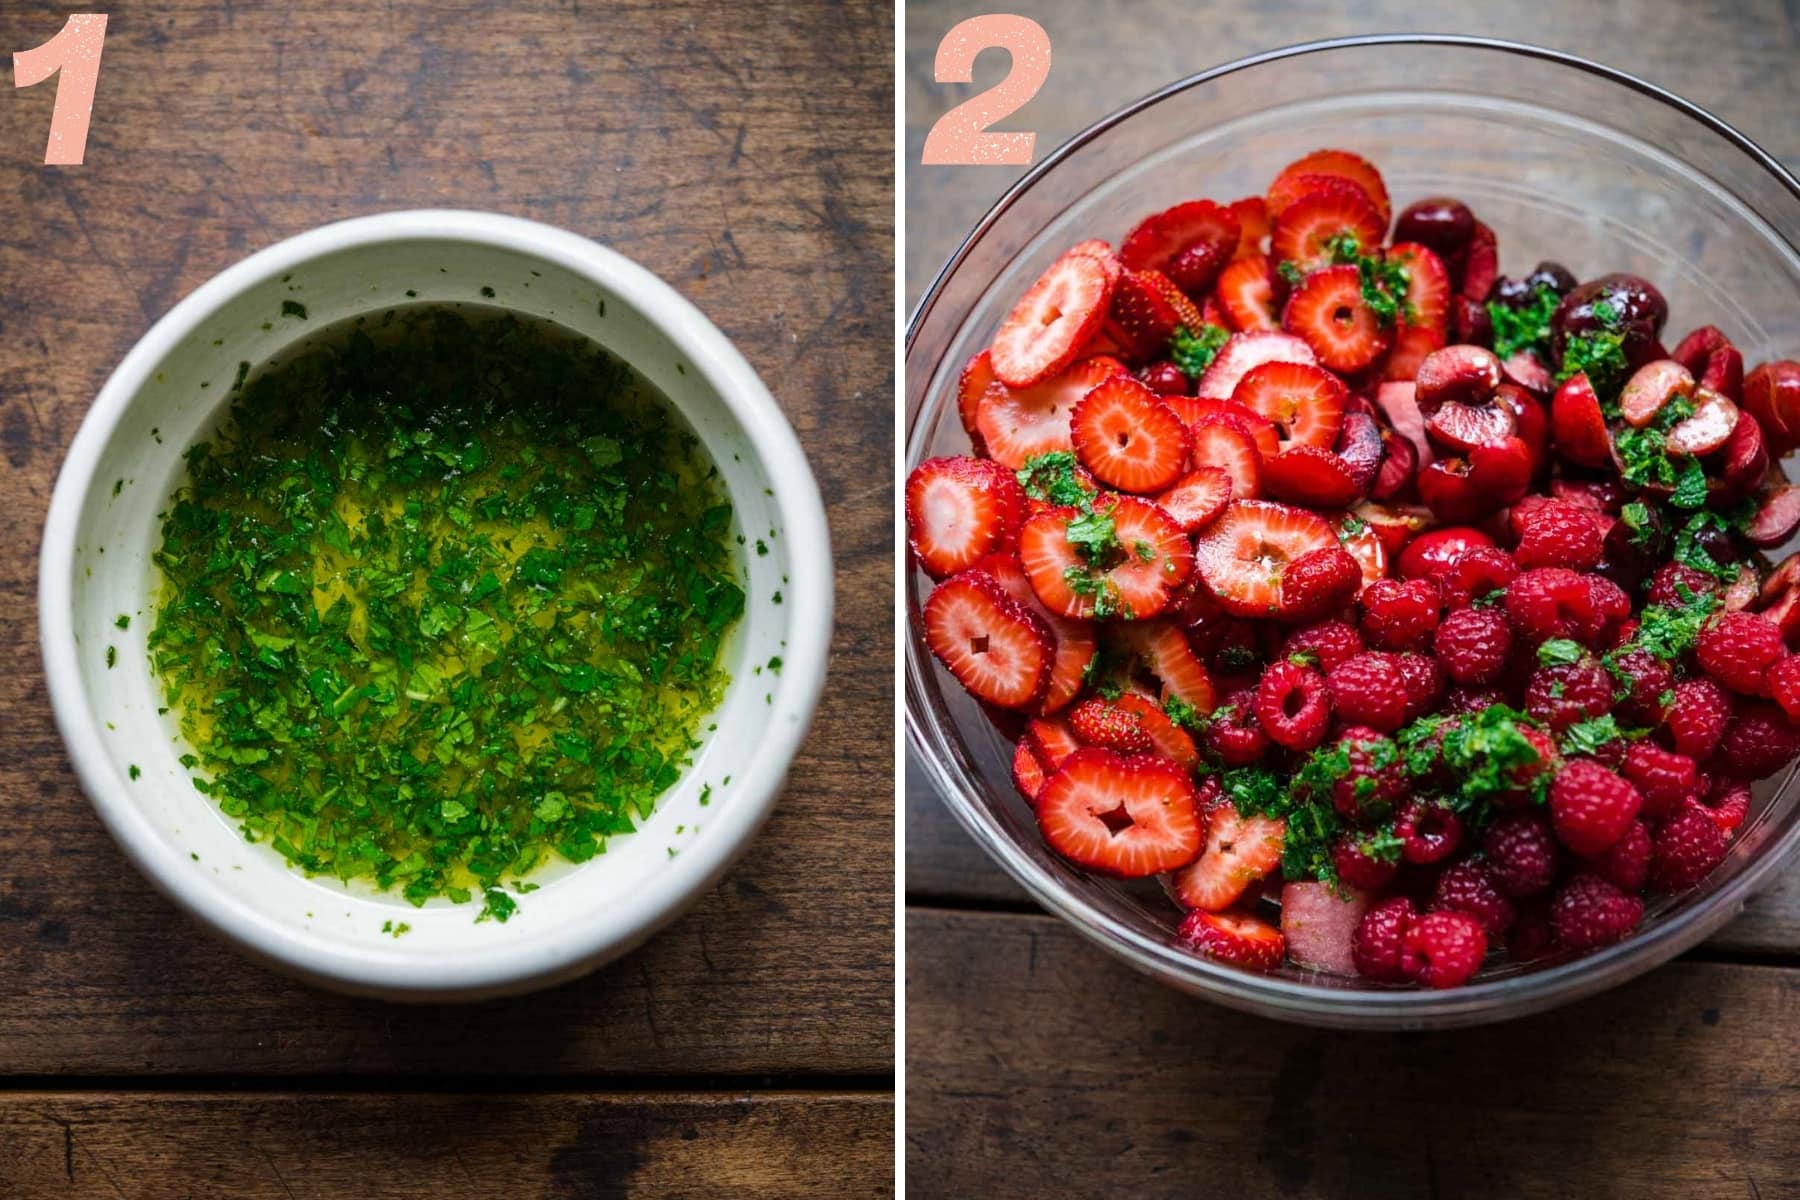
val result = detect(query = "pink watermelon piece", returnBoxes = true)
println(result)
[1280,881,1371,976]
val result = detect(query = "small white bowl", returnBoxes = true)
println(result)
[40,211,832,1000]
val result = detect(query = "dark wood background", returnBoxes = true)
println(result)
[906,2,1800,1196]
[0,2,894,1195]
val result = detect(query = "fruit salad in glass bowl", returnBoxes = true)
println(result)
[907,146,1800,992]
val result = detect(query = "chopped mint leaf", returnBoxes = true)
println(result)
[1669,455,1709,510]
[1561,714,1629,758]
[1557,330,1629,397]
[1016,451,1093,509]
[1537,639,1585,667]
[1488,285,1560,361]
[1065,507,1119,566]
[1169,324,1230,379]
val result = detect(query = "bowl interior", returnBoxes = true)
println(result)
[59,226,803,992]
[906,40,1800,1026]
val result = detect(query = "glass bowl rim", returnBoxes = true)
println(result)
[905,34,1800,1023]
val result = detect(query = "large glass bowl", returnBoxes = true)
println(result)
[905,36,1800,1029]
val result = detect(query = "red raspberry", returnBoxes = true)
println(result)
[1610,648,1675,727]
[1359,577,1441,650]
[1663,678,1732,761]
[1497,727,1561,808]
[1716,700,1800,780]
[1514,499,1603,571]
[1332,831,1401,891]
[1482,810,1560,897]
[1432,606,1512,685]
[1768,656,1800,722]
[1698,783,1749,835]
[1254,660,1332,751]
[1620,742,1698,822]
[1395,652,1444,721]
[1523,657,1616,733]
[1401,910,1488,988]
[1280,619,1365,673]
[1550,874,1644,950]
[1281,546,1363,624]
[1329,727,1409,820]
[1648,805,1728,891]
[1429,859,1515,936]
[1207,688,1271,766]
[1394,798,1463,864]
[1548,759,1642,855]
[1325,652,1410,732]
[1584,576,1632,646]
[1137,360,1191,397]
[1646,562,1719,607]
[1507,898,1560,961]
[1352,895,1419,982]
[1695,611,1786,696]
[1580,818,1650,892]
[1437,546,1518,609]
[1504,568,1592,645]
[1443,685,1504,714]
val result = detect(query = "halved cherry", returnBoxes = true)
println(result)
[1665,386,1739,457]
[1672,325,1745,402]
[1231,360,1347,451]
[1745,361,1800,455]
[1747,484,1800,548]
[1353,501,1436,558]
[1459,221,1499,300]
[1264,445,1363,508]
[1550,372,1614,470]
[1418,436,1532,523]
[1370,427,1418,501]
[1619,359,1694,428]
[1715,410,1770,496]
[1396,526,1496,582]
[1495,383,1549,472]
[1335,409,1385,491]
[1426,397,1515,453]
[1415,344,1503,413]
[1501,351,1554,396]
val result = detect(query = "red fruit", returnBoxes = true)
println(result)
[1270,179,1385,272]
[905,456,1027,579]
[1666,387,1741,457]
[1120,199,1241,275]
[1701,782,1751,835]
[1024,716,1082,769]
[1103,269,1189,362]
[1339,519,1389,596]
[1514,500,1604,572]
[1017,496,1193,621]
[1649,805,1730,893]
[1611,648,1675,727]
[991,253,1116,388]
[1036,749,1204,877]
[972,552,1097,715]
[1459,221,1499,300]
[1672,326,1743,398]
[1206,688,1271,766]
[1154,468,1232,534]
[1549,759,1642,856]
[1012,738,1048,804]
[1397,526,1495,581]
[1524,657,1615,733]
[976,355,1127,469]
[956,349,996,452]
[1505,567,1615,646]
[1620,359,1695,429]
[1417,344,1504,411]
[1417,437,1532,523]
[1549,373,1614,470]
[1386,243,1450,333]
[1433,606,1512,685]
[1395,652,1445,721]
[1425,395,1515,455]
[1352,895,1419,982]
[1328,727,1409,820]
[1550,874,1643,950]
[1507,900,1561,963]
[1326,651,1410,732]
[1139,360,1192,398]
[1332,835,1400,894]
[1187,419,1265,503]
[1743,361,1800,456]
[1664,677,1732,761]
[1118,620,1218,714]
[1403,910,1489,988]
[1767,655,1800,722]
[1268,149,1392,227]
[1214,254,1281,332]
[1279,545,1362,625]
[1281,619,1365,673]
[1620,742,1699,823]
[1582,819,1651,893]
[1383,322,1446,383]
[1193,500,1337,619]
[1263,445,1364,508]
[1359,577,1441,651]
[924,569,1055,710]
[1282,263,1393,374]
[1226,196,1272,258]
[1502,351,1554,396]
[1231,360,1347,451]
[1070,374,1191,493]
[1483,811,1560,898]
[1647,562,1719,608]
[1335,409,1386,491]
[1178,908,1285,972]
[1373,379,1430,467]
[1716,700,1800,780]
[1115,693,1200,770]
[1195,330,1318,401]
[1068,694,1154,754]
[1170,801,1285,911]
[1281,881,1371,976]
[1746,484,1800,548]
[1696,611,1786,696]
[1167,241,1235,298]
[1394,798,1463,864]
[1254,659,1332,751]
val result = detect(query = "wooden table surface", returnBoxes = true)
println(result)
[0,2,893,1195]
[906,2,1800,1196]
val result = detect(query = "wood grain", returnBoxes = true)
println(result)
[0,1091,893,1198]
[907,909,1800,1200]
[0,0,893,1083]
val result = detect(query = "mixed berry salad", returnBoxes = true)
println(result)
[908,148,1800,989]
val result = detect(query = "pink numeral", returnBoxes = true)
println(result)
[921,14,1050,166]
[14,14,109,165]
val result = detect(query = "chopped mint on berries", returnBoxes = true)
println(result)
[1169,324,1229,378]
[1560,714,1630,758]
[1487,284,1559,360]
[1016,451,1091,508]
[1556,329,1629,396]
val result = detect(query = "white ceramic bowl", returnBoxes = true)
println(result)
[40,211,833,1000]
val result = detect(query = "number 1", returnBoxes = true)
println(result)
[14,14,109,165]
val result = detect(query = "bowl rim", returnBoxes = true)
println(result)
[904,35,1800,1024]
[40,209,834,997]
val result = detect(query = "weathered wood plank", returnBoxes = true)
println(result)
[0,1091,894,1199]
[906,908,1800,1200]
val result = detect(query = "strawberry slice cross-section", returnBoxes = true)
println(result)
[990,252,1117,389]
[1035,748,1204,877]
[922,568,1055,710]
[1070,374,1191,494]
[1017,495,1194,621]
[976,355,1126,470]
[904,455,1027,579]
[1193,499,1338,619]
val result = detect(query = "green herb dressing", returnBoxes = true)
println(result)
[149,306,745,920]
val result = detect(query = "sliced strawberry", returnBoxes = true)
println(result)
[1215,254,1281,332]
[1179,908,1286,971]
[991,253,1116,388]
[1139,269,1206,330]
[1024,716,1082,768]
[1155,467,1232,533]
[1193,499,1338,618]
[904,456,1027,579]
[1118,619,1218,713]
[976,355,1126,469]
[1119,199,1241,276]
[1060,238,1124,287]
[1550,372,1614,470]
[1070,374,1191,493]
[1226,196,1271,259]
[923,569,1054,709]
[955,350,996,453]
[1036,749,1204,877]
[1012,739,1049,804]
[1170,800,1285,911]
[1267,149,1392,228]
[1068,694,1154,753]
[1113,692,1200,770]
[1231,360,1347,451]
[1200,292,1233,329]
[1459,221,1498,300]
[1282,263,1393,375]
[1188,419,1265,501]
[1178,396,1281,458]
[1017,496,1194,621]
[1382,322,1445,382]
[1270,179,1384,273]
[1386,243,1450,333]
[1103,269,1185,362]
[973,552,1097,715]
[1264,445,1363,508]
[1196,330,1318,400]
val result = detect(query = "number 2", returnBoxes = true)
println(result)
[14,14,109,165]
[921,14,1050,167]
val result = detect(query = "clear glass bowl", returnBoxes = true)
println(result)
[905,36,1800,1029]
